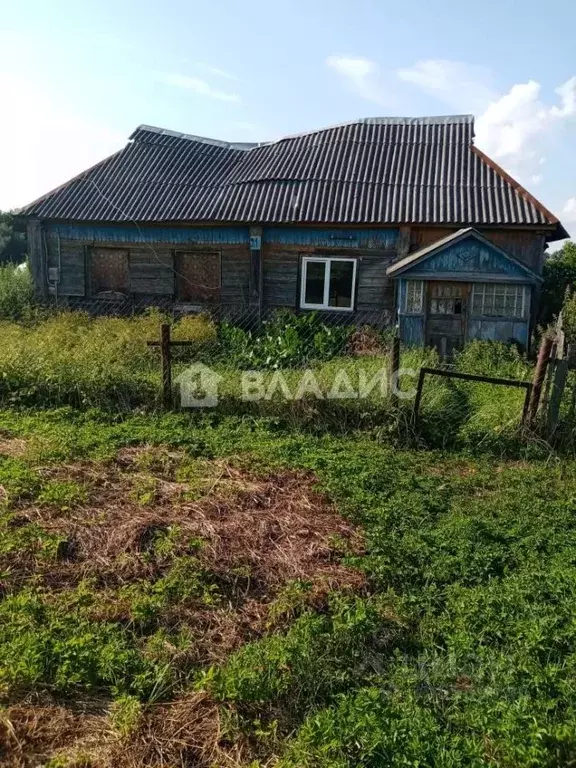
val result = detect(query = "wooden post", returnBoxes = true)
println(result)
[389,335,400,402]
[547,358,569,437]
[161,323,172,409]
[526,335,554,426]
[26,218,47,297]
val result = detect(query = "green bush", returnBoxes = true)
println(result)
[562,291,576,342]
[216,310,353,369]
[0,263,34,320]
[540,240,576,327]
[455,339,530,380]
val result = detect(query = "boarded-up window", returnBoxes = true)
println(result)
[175,251,221,302]
[91,248,130,295]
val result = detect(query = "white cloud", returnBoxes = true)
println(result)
[474,76,576,181]
[156,73,241,103]
[394,59,576,185]
[325,56,395,107]
[330,55,575,187]
[0,73,124,210]
[397,59,494,113]
[563,197,576,224]
[551,77,576,118]
[196,63,239,82]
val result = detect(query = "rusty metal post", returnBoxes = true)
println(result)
[389,335,400,402]
[526,335,554,426]
[521,384,533,425]
[161,323,172,409]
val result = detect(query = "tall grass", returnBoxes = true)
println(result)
[416,340,533,450]
[0,310,214,410]
[0,293,539,448]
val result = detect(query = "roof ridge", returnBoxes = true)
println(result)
[132,115,475,152]
[19,116,564,237]
[131,125,261,151]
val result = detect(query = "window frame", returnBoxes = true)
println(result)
[299,256,358,312]
[174,249,222,302]
[470,282,529,319]
[404,279,424,315]
[89,247,130,297]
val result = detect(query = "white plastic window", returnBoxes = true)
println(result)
[300,257,357,311]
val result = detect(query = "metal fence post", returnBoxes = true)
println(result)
[412,368,426,424]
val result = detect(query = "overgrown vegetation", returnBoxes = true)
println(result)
[0,295,538,448]
[0,263,34,321]
[216,309,356,369]
[3,262,576,765]
[1,408,576,766]
[540,239,576,329]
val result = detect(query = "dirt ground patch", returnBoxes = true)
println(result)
[0,435,27,458]
[1,693,250,768]
[6,448,364,601]
[1,446,366,767]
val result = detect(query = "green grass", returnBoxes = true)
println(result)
[1,406,576,765]
[0,306,538,447]
[0,302,569,765]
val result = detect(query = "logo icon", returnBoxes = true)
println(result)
[176,363,223,408]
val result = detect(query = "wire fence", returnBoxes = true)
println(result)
[15,296,576,446]
[48,295,393,328]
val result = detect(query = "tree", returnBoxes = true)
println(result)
[539,241,576,327]
[0,211,27,265]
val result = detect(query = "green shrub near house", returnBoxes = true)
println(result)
[0,262,34,321]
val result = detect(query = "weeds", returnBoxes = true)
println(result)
[2,361,576,764]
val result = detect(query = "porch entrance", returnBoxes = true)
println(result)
[425,281,469,357]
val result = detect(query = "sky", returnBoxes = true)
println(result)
[1,0,575,247]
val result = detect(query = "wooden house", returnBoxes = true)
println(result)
[19,116,567,352]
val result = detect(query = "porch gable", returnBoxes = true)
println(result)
[386,228,542,284]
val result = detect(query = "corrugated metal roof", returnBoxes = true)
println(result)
[19,116,565,234]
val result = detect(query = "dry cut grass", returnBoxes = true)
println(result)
[0,444,366,767]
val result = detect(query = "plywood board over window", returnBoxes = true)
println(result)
[175,251,221,302]
[91,248,129,295]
